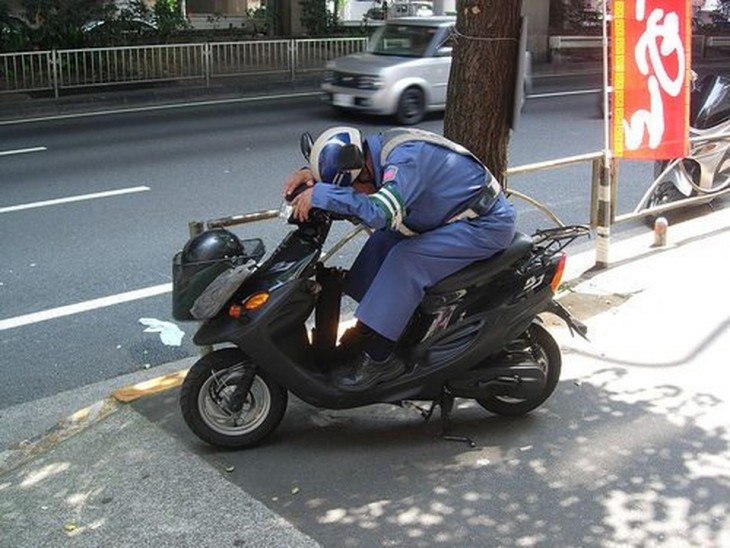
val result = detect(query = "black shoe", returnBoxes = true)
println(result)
[336,351,405,391]
[332,323,370,362]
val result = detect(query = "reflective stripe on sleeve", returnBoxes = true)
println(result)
[369,185,404,230]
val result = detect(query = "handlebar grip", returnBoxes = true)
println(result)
[286,182,310,202]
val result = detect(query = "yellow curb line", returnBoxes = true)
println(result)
[112,368,190,403]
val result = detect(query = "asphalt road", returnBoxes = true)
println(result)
[0,92,656,409]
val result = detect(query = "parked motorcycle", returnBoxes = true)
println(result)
[173,152,590,449]
[637,73,730,213]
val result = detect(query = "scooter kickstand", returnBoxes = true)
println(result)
[402,400,437,420]
[439,389,476,448]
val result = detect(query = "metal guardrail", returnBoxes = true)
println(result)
[0,51,52,93]
[549,34,726,60]
[549,36,603,50]
[194,136,728,262]
[505,151,605,228]
[56,43,206,90]
[4,33,725,97]
[0,37,369,97]
[707,36,730,48]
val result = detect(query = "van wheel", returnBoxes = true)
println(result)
[395,87,425,125]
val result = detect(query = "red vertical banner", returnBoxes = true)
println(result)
[611,0,691,159]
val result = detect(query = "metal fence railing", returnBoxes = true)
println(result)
[0,37,370,97]
[0,50,53,93]
[294,37,367,72]
[4,33,725,97]
[56,44,207,90]
[208,40,291,79]
[549,34,729,61]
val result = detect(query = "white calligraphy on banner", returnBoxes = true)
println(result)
[623,3,685,151]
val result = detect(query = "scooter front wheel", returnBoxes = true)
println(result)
[180,348,287,448]
[477,323,561,417]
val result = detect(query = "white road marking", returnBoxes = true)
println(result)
[0,146,47,156]
[0,283,172,331]
[0,186,150,214]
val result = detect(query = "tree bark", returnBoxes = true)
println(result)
[443,0,523,181]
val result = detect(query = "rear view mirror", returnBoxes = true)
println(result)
[300,132,314,161]
[337,144,364,170]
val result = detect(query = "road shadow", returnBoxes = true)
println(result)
[133,369,730,546]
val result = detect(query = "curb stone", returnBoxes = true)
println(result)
[0,369,191,476]
[0,397,121,476]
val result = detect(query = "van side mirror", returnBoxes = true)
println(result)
[436,46,452,57]
[300,132,314,161]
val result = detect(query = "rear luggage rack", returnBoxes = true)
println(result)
[532,225,591,254]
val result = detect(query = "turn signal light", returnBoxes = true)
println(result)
[243,291,270,311]
[550,253,567,293]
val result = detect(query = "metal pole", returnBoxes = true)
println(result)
[589,157,601,229]
[596,0,613,269]
[610,156,619,224]
[51,50,60,99]
[203,43,210,88]
[289,40,296,83]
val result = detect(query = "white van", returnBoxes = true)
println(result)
[321,16,531,125]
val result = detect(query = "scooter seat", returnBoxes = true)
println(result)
[426,232,533,295]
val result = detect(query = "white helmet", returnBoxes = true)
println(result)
[308,126,364,187]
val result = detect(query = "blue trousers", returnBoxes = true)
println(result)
[345,194,516,341]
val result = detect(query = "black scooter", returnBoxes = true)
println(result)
[174,180,589,449]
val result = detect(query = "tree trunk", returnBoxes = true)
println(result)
[443,0,523,181]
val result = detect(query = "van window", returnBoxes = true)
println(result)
[369,25,439,57]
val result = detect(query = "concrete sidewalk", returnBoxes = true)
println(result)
[0,202,728,546]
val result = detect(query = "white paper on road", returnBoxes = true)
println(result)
[139,318,185,347]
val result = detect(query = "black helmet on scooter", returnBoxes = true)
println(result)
[181,228,244,264]
[172,229,248,321]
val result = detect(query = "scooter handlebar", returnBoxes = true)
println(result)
[284,182,358,226]
[285,182,310,202]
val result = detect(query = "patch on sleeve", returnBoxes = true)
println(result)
[382,165,399,183]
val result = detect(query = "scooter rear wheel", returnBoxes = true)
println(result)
[180,348,287,448]
[477,324,561,417]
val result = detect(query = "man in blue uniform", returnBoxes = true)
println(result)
[284,126,516,390]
